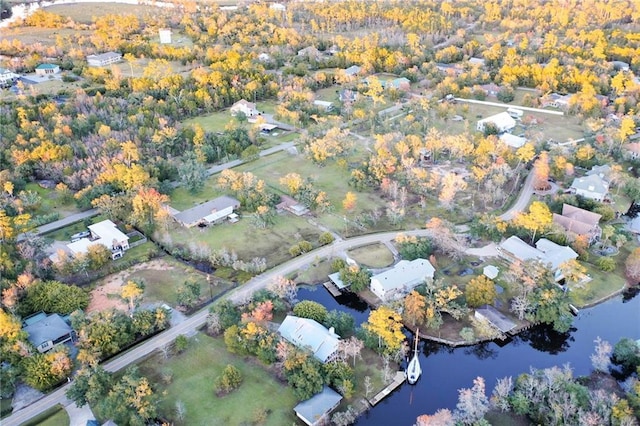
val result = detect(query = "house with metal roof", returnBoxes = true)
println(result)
[552,204,602,244]
[294,386,342,426]
[570,174,609,202]
[277,315,340,363]
[499,133,527,148]
[476,112,516,133]
[370,258,435,302]
[172,195,240,227]
[498,236,578,281]
[23,313,74,353]
[343,65,361,77]
[35,63,60,76]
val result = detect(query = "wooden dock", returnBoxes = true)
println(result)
[368,372,406,406]
[323,281,342,297]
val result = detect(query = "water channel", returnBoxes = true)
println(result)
[296,286,640,425]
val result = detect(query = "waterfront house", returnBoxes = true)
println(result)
[498,236,578,281]
[552,204,602,245]
[569,174,609,202]
[294,386,342,426]
[370,258,435,302]
[277,315,340,363]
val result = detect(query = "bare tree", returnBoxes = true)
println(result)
[490,376,513,412]
[454,376,489,425]
[590,337,612,373]
[175,400,186,422]
[267,275,298,304]
[364,376,373,398]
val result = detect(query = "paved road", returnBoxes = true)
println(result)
[453,98,565,116]
[499,171,535,221]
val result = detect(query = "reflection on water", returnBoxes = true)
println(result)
[297,285,640,425]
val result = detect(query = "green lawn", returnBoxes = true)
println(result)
[169,185,227,211]
[347,243,395,268]
[125,257,233,306]
[138,333,298,426]
[22,405,69,426]
[292,257,335,284]
[569,245,632,307]
[42,214,107,242]
[24,182,81,220]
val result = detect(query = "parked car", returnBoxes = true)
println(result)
[70,230,90,242]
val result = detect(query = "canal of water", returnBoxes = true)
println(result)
[296,286,640,425]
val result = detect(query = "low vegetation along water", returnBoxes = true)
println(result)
[297,286,640,425]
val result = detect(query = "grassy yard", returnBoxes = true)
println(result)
[169,185,227,211]
[569,245,632,307]
[138,333,298,426]
[24,182,81,219]
[168,214,322,269]
[125,257,233,306]
[42,214,106,242]
[291,257,335,284]
[44,2,166,23]
[0,27,92,46]
[22,405,69,426]
[347,243,394,268]
[183,111,233,133]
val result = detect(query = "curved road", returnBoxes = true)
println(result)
[6,171,533,425]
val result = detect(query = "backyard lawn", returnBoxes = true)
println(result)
[24,182,82,220]
[168,214,322,269]
[347,243,395,268]
[125,257,234,306]
[138,333,298,426]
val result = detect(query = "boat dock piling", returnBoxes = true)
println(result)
[368,372,406,406]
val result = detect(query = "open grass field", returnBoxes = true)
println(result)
[24,182,81,219]
[347,243,395,268]
[0,26,92,46]
[569,245,632,307]
[43,3,167,23]
[168,214,322,268]
[125,257,233,306]
[184,101,280,133]
[138,333,298,426]
[291,257,335,284]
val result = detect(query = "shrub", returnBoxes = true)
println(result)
[293,300,328,323]
[596,256,616,272]
[319,232,334,245]
[215,365,243,395]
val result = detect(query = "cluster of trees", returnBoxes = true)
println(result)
[67,366,158,426]
[71,307,169,364]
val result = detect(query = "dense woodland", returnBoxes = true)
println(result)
[1,0,640,424]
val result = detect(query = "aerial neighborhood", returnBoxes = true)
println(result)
[1,1,640,426]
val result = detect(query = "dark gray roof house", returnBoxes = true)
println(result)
[172,196,240,227]
[23,313,73,353]
[294,386,343,426]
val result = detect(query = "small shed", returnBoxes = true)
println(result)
[483,265,499,280]
[294,386,343,426]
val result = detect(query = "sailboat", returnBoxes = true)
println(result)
[406,329,422,385]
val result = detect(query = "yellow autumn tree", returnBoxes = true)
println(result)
[342,192,357,212]
[279,173,304,196]
[121,280,144,313]
[512,201,552,243]
[364,306,405,354]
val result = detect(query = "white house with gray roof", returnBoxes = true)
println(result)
[570,174,609,202]
[370,258,435,302]
[476,112,516,133]
[86,52,122,67]
[498,236,578,281]
[277,315,340,363]
[294,386,342,426]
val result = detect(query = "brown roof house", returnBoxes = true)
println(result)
[276,195,309,216]
[553,204,602,245]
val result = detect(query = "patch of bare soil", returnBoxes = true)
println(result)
[86,259,176,313]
